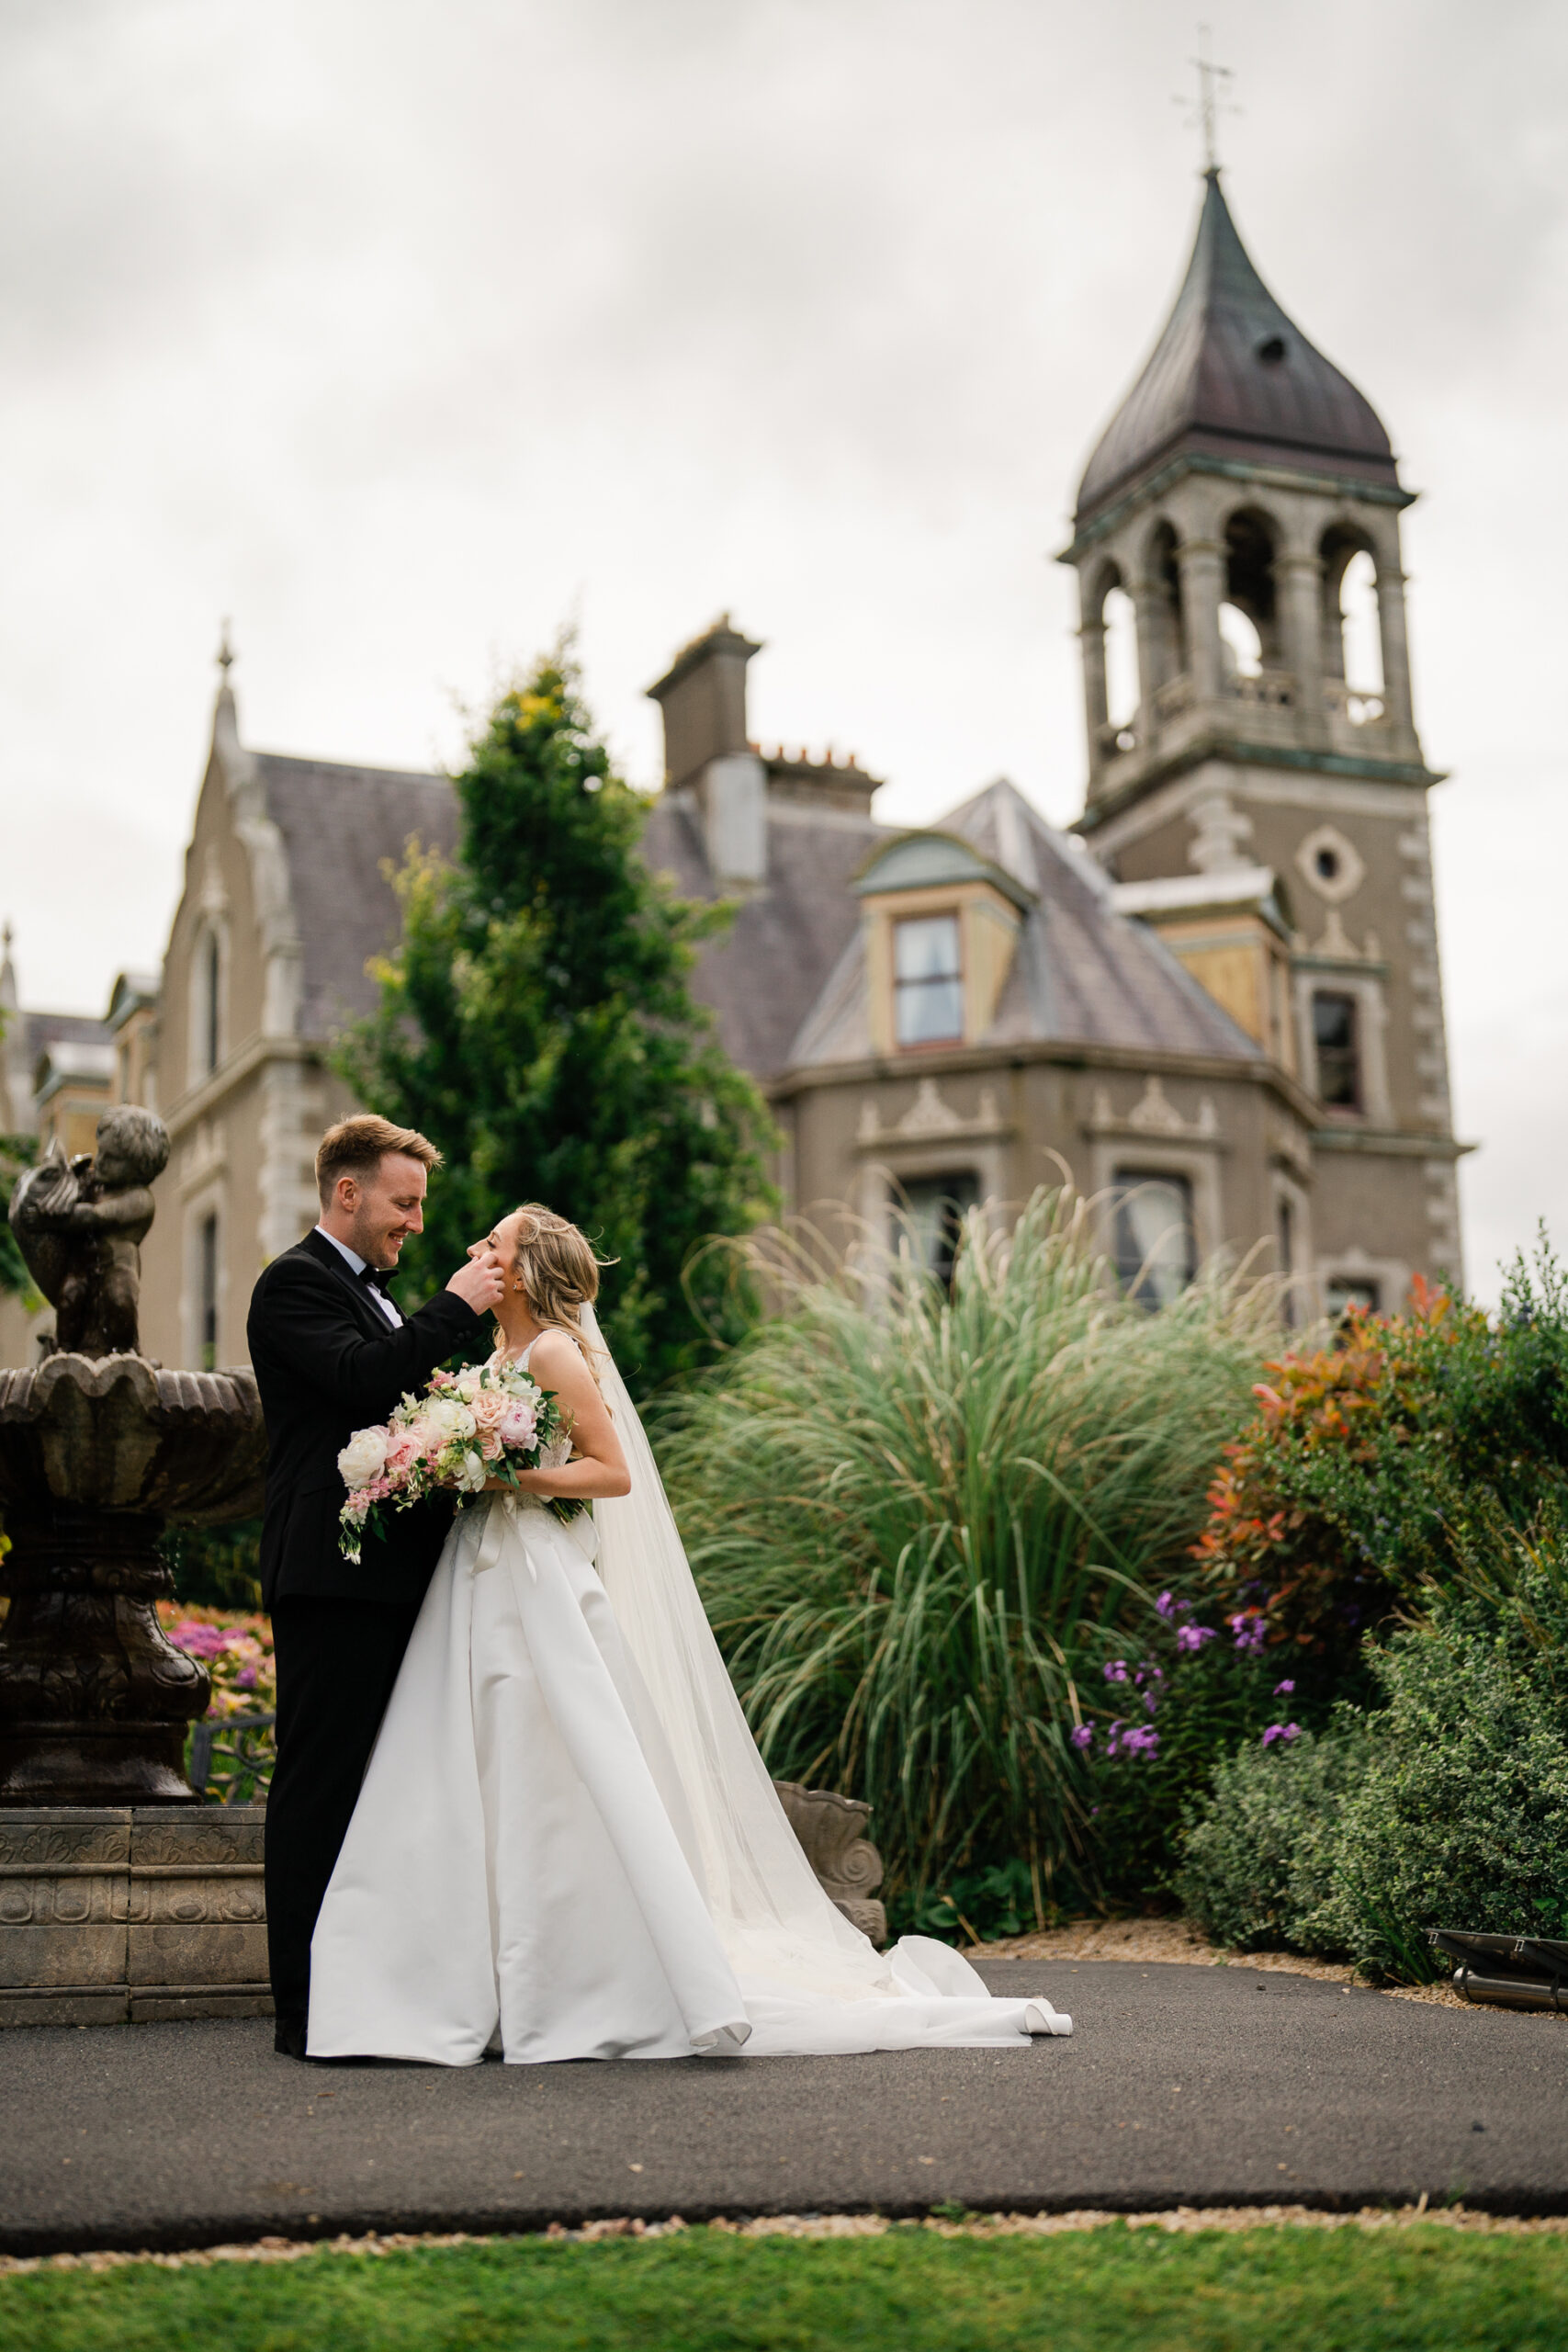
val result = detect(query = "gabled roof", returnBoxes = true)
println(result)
[1076,171,1398,526]
[852,830,1034,911]
[642,792,886,1081]
[256,753,457,1042]
[788,778,1262,1070]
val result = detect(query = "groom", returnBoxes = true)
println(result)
[247,1114,504,2059]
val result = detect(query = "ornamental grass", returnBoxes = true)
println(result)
[658,1185,1274,1914]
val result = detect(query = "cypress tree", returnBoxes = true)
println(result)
[335,646,775,1392]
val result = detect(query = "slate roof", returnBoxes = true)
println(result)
[1076,170,1398,525]
[788,778,1262,1070]
[641,791,886,1082]
[20,1010,111,1069]
[257,753,458,1043]
[254,751,1254,1087]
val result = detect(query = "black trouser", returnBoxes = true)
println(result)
[265,1596,421,2035]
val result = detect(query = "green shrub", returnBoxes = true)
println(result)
[158,1519,263,1611]
[1179,1520,1568,1977]
[1177,1716,1367,1951]
[659,1187,1272,1913]
[1077,1609,1306,1910]
[1193,1236,1568,1669]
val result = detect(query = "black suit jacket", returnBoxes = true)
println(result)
[247,1229,490,1611]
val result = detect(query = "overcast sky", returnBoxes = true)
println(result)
[2,0,1564,1300]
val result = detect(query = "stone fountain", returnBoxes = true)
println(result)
[0,1108,269,2022]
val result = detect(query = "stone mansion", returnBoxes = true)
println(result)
[0,168,1463,1373]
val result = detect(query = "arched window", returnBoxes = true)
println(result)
[201,932,220,1074]
[1102,585,1139,733]
[1339,549,1384,701]
[1221,508,1280,685]
[190,922,224,1085]
[1319,527,1385,724]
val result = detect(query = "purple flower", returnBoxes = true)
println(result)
[1261,1722,1302,1748]
[1069,1724,1094,1749]
[1273,1679,1295,1696]
[1122,1724,1160,1757]
[1230,1611,1267,1656]
[170,1623,231,1660]
[1156,1591,1176,1620]
[1145,1692,1159,1717]
[1103,1660,1130,1683]
[1176,1624,1217,1654]
[1105,1718,1124,1756]
[234,1666,258,1690]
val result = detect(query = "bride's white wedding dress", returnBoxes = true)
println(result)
[308,1313,1072,2063]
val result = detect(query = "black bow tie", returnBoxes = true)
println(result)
[356,1262,395,1295]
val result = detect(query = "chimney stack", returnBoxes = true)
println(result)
[647,616,768,886]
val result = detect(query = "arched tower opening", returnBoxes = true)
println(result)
[1319,526,1386,725]
[1220,507,1280,685]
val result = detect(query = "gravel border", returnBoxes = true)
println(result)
[971,1917,1506,2010]
[7,2202,1568,2277]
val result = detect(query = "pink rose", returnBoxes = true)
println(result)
[469,1387,511,1435]
[385,1427,422,1473]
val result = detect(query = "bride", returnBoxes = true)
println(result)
[307,1204,1072,2062]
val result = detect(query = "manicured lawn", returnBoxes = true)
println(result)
[4,2222,1568,2352]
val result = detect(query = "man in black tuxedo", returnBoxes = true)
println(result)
[247,1114,505,2059]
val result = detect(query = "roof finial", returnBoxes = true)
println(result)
[216,618,235,681]
[1178,24,1236,173]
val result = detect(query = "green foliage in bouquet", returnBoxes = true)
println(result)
[1191,1235,1568,1669]
[1179,1510,1568,1979]
[657,1187,1274,1914]
[334,644,777,1395]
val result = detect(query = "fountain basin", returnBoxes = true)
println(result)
[0,1354,266,1806]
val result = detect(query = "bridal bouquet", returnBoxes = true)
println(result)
[336,1360,581,1563]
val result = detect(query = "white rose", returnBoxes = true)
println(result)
[337,1426,389,1490]
[454,1365,485,1401]
[454,1448,488,1493]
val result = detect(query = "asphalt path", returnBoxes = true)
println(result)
[2,1961,1565,2255]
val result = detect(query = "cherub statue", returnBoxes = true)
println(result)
[8,1105,170,1358]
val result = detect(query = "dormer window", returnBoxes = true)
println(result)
[894,913,963,1048]
[854,826,1033,1060]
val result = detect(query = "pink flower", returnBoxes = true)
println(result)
[469,1386,512,1436]
[171,1623,231,1659]
[479,1429,504,1461]
[385,1426,423,1473]
[499,1402,538,1450]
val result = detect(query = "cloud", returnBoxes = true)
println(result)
[0,0,1563,1295]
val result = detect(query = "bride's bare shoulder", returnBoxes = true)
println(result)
[526,1326,586,1383]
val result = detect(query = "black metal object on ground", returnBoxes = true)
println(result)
[1431,1930,1568,2012]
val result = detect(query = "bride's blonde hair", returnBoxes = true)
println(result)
[506,1204,612,1385]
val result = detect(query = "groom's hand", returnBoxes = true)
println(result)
[446,1250,505,1314]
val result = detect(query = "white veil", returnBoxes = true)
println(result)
[579,1304,894,1999]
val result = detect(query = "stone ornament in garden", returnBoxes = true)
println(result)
[0,1108,265,1806]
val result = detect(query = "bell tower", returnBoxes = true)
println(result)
[1061,168,1462,1309]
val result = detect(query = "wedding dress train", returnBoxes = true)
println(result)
[307,1321,1072,2063]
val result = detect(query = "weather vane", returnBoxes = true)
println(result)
[1175,25,1238,172]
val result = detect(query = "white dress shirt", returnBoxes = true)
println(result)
[314,1225,404,1328]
